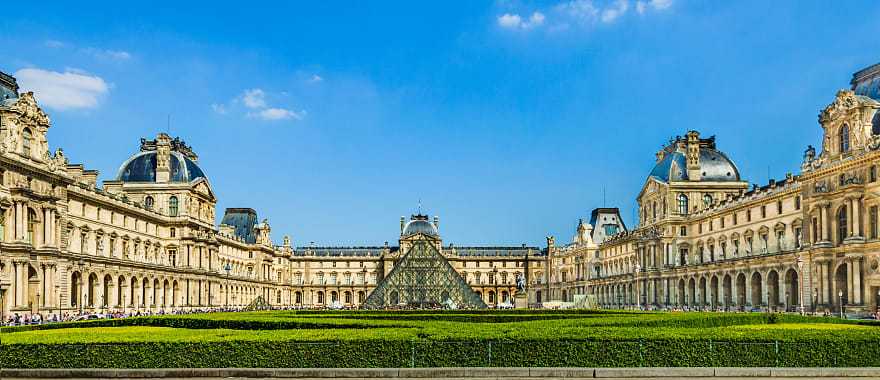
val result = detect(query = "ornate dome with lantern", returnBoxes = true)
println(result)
[116,134,207,183]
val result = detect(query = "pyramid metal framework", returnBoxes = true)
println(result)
[363,240,487,309]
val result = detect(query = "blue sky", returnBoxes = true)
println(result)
[2,1,878,247]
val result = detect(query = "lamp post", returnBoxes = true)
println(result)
[362,267,368,307]
[813,289,818,314]
[796,256,805,315]
[838,290,845,319]
[55,283,60,321]
[493,266,499,308]
[634,264,641,310]
[77,259,85,315]
[224,263,232,307]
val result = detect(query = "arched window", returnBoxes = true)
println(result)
[168,196,179,216]
[872,111,880,136]
[26,208,37,244]
[837,206,848,244]
[144,196,154,210]
[839,124,850,153]
[678,194,689,215]
[22,128,33,157]
[703,193,713,208]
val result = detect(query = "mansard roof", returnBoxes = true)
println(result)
[220,208,258,244]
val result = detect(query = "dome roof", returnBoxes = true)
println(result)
[116,151,207,183]
[402,219,438,237]
[650,148,740,183]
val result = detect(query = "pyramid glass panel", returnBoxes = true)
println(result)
[363,240,487,309]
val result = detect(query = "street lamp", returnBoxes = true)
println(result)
[796,256,805,315]
[77,259,85,315]
[55,283,60,321]
[493,266,499,308]
[224,262,232,307]
[362,267,368,307]
[838,290,845,319]
[634,264,641,310]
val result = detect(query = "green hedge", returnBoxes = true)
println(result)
[4,338,879,368]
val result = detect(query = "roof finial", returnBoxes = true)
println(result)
[418,198,422,215]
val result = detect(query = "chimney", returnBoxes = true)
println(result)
[433,216,439,231]
[686,130,701,181]
[400,216,405,234]
[155,133,172,183]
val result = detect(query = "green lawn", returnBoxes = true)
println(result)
[2,310,878,368]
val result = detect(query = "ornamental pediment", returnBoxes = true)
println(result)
[819,89,877,124]
[12,92,51,128]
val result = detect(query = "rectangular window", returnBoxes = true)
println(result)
[733,213,738,225]
[720,216,725,228]
[795,227,802,248]
[709,220,713,231]
[871,206,878,239]
[777,201,783,214]
[699,223,703,234]
[747,209,752,222]
[795,196,801,210]
[680,226,687,236]
[761,205,766,218]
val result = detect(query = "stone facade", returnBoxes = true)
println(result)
[544,63,880,316]
[0,72,544,318]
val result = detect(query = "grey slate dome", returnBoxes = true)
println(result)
[116,151,206,183]
[402,218,438,237]
[650,149,741,183]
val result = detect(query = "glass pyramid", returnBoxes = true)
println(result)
[363,240,487,309]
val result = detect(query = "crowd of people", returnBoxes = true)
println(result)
[1,307,248,327]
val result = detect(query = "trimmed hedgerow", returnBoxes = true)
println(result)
[3,311,879,368]
[4,337,880,368]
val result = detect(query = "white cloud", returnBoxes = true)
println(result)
[83,47,132,61]
[651,0,672,10]
[45,40,65,48]
[556,0,600,24]
[309,74,323,83]
[636,0,672,14]
[15,68,109,110]
[601,0,629,23]
[497,11,546,30]
[249,107,305,121]
[241,88,267,109]
[222,88,305,122]
[498,13,523,28]
[500,0,671,32]
[211,103,227,115]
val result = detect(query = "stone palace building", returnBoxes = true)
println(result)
[3,61,879,317]
[0,70,544,318]
[544,62,880,316]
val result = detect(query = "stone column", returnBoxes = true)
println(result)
[760,272,768,306]
[853,259,862,304]
[15,202,23,241]
[819,261,828,305]
[15,260,28,308]
[853,197,862,237]
[847,260,854,304]
[731,274,738,307]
